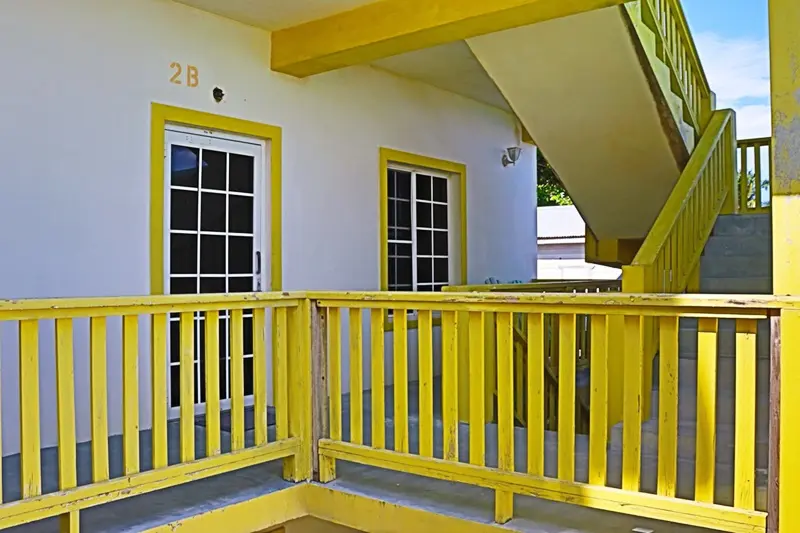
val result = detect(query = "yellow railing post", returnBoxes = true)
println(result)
[621,264,655,423]
[722,111,738,214]
[284,299,313,482]
[771,1,800,529]
[457,310,470,423]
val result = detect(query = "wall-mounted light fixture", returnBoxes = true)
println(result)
[502,146,522,167]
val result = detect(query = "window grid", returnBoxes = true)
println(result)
[167,138,258,409]
[387,167,450,294]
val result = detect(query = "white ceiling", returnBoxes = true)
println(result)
[174,0,509,111]
[372,42,510,111]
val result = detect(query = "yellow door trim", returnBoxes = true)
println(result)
[379,147,468,292]
[150,103,283,294]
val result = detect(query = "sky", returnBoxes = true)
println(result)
[681,0,770,138]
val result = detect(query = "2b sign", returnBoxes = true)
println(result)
[170,62,199,87]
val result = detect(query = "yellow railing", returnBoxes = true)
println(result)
[621,109,736,423]
[315,291,777,532]
[624,109,736,294]
[0,290,794,531]
[0,293,310,530]
[634,0,713,132]
[445,281,620,433]
[738,137,772,214]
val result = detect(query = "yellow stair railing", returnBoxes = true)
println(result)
[738,136,772,214]
[621,108,737,423]
[444,280,621,433]
[627,0,714,135]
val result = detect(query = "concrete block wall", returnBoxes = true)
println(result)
[608,214,773,506]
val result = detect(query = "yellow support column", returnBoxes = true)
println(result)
[770,0,800,529]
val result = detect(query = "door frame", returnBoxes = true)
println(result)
[150,103,283,416]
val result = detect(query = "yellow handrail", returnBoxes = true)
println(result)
[444,280,620,431]
[0,292,309,530]
[314,290,773,531]
[625,109,736,292]
[1,289,797,530]
[634,0,713,131]
[621,109,736,427]
[737,137,772,214]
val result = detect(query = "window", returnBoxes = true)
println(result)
[387,167,451,292]
[164,127,264,410]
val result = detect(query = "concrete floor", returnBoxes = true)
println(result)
[3,380,759,532]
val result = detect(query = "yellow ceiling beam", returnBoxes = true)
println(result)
[272,0,630,77]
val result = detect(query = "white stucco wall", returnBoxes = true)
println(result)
[0,0,535,454]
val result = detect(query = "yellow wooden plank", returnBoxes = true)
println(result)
[484,312,496,422]
[230,309,245,451]
[59,510,79,533]
[370,309,385,449]
[514,333,524,423]
[122,315,139,475]
[734,319,756,510]
[320,440,767,533]
[527,313,544,476]
[468,311,485,466]
[204,311,222,457]
[622,314,643,492]
[179,312,195,463]
[394,311,409,454]
[55,319,77,491]
[19,319,41,498]
[151,314,168,468]
[442,311,458,461]
[310,296,777,320]
[495,312,514,523]
[271,0,630,77]
[780,310,800,531]
[695,317,718,504]
[0,294,300,321]
[274,308,289,442]
[417,309,434,458]
[0,438,300,530]
[0,333,2,503]
[349,309,364,445]
[658,315,679,497]
[328,308,342,441]
[283,302,312,481]
[558,314,576,483]
[588,314,607,486]
[458,310,470,423]
[253,308,269,445]
[606,315,625,429]
[89,317,109,482]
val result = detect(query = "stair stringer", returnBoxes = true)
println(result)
[467,5,693,242]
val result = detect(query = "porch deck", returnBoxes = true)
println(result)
[6,380,745,532]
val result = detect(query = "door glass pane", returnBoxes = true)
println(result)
[171,145,200,187]
[202,150,227,191]
[229,154,255,193]
[167,133,260,410]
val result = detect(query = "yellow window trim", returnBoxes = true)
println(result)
[150,103,283,294]
[379,147,468,293]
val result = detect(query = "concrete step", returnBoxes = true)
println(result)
[700,254,771,279]
[700,276,772,294]
[703,235,770,258]
[711,214,771,237]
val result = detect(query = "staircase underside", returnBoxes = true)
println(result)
[468,6,691,240]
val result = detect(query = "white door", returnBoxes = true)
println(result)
[164,126,265,414]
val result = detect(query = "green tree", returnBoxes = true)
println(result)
[739,170,769,209]
[537,151,572,207]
